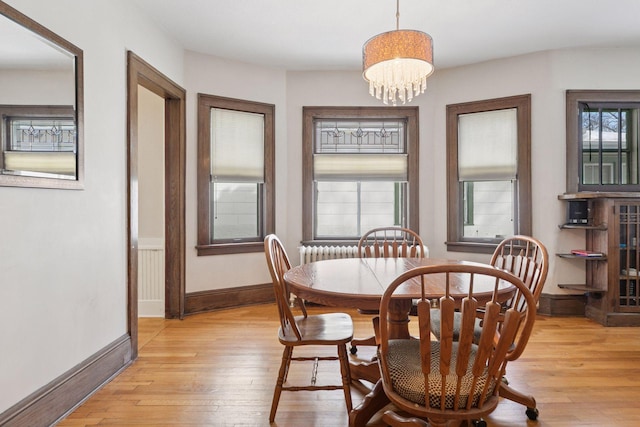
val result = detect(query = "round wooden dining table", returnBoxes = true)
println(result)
[283,256,516,427]
[284,256,515,310]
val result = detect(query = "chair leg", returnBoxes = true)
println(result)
[372,316,380,344]
[350,316,380,354]
[337,344,353,411]
[381,410,430,427]
[498,381,538,420]
[350,335,376,354]
[269,345,292,423]
[282,348,293,383]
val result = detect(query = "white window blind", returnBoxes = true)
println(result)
[458,108,517,181]
[314,153,408,181]
[210,108,264,183]
[4,151,75,175]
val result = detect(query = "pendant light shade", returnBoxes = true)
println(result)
[362,1,434,105]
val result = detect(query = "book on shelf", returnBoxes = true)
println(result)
[570,249,604,257]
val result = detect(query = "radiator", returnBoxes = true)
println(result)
[138,240,165,317]
[299,245,361,264]
[298,243,429,264]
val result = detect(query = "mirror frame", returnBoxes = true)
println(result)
[0,0,84,189]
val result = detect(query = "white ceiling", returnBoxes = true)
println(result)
[130,0,640,72]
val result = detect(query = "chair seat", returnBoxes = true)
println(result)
[279,312,354,345]
[384,339,497,409]
[430,309,482,342]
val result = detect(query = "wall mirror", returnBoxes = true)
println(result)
[0,1,83,189]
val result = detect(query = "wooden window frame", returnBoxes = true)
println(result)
[302,106,419,244]
[446,94,532,254]
[196,94,275,255]
[566,90,640,193]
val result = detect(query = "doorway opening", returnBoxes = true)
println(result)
[127,51,186,359]
[137,86,165,317]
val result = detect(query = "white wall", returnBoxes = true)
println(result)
[137,85,165,317]
[284,69,453,265]
[286,47,640,295]
[138,86,165,241]
[428,47,640,290]
[183,51,288,292]
[0,69,74,104]
[0,0,183,413]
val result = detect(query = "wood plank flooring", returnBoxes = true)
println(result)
[58,304,640,426]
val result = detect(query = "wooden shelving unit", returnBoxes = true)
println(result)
[558,193,640,326]
[556,253,607,260]
[557,283,605,294]
[558,223,607,231]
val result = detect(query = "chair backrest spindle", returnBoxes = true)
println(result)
[378,263,536,425]
[358,226,426,259]
[490,235,548,361]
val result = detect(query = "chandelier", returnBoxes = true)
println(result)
[362,0,434,105]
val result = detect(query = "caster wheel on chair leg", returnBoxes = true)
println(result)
[472,420,487,427]
[526,407,539,420]
[350,345,358,355]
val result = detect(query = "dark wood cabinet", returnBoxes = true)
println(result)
[558,193,640,326]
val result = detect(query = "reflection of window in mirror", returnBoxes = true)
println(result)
[0,2,83,189]
[1,105,76,180]
[566,90,640,192]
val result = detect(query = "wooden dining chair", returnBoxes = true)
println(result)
[351,226,427,355]
[429,235,549,421]
[357,226,427,259]
[374,263,536,427]
[264,234,353,423]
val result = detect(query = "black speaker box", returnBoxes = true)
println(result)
[567,200,589,224]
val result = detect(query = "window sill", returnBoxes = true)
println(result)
[445,241,497,255]
[196,241,264,256]
[559,191,640,199]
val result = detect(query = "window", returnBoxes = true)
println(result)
[302,107,419,242]
[446,95,531,253]
[196,94,274,255]
[566,90,640,192]
[1,106,77,180]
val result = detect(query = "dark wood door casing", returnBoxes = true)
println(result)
[127,51,186,359]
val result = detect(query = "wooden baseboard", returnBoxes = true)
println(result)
[185,283,274,315]
[0,334,132,427]
[538,292,587,316]
[584,305,640,326]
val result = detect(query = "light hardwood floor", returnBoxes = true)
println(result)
[58,304,640,427]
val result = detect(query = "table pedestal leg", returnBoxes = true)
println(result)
[349,299,412,384]
[348,299,411,425]
[349,380,389,427]
[350,359,380,384]
[387,299,412,339]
